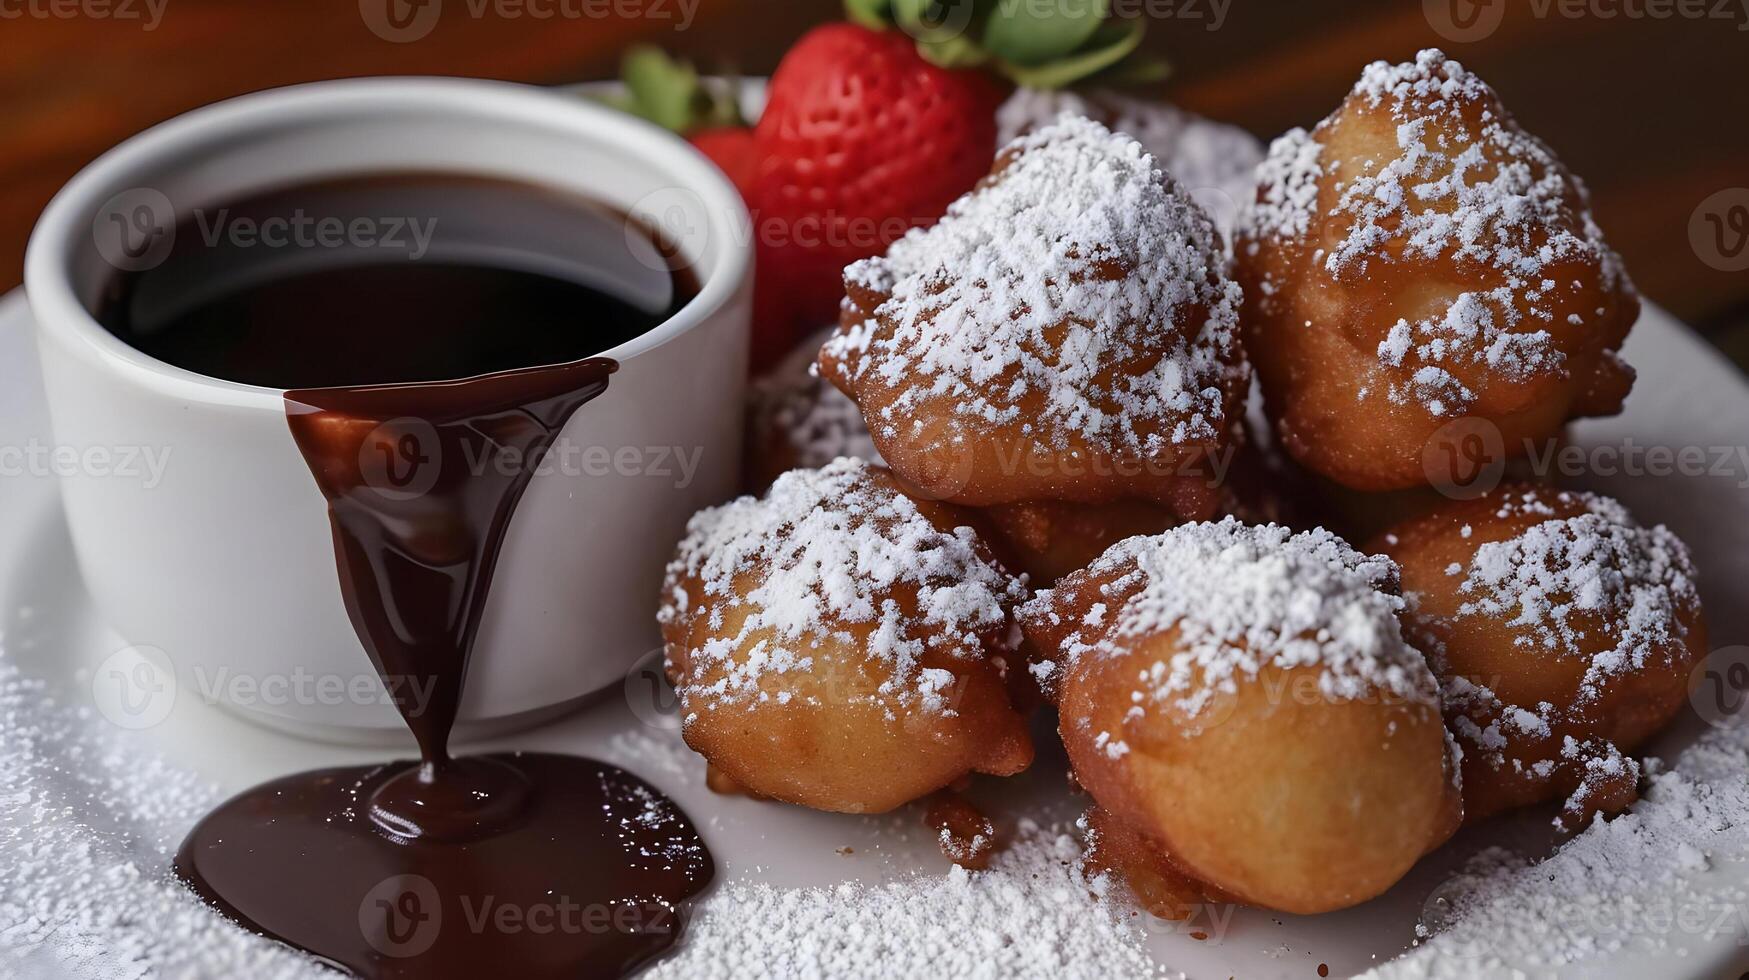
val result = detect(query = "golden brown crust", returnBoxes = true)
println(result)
[659,459,1035,813]
[820,116,1248,510]
[1018,522,1460,915]
[1235,51,1638,492]
[1368,485,1707,829]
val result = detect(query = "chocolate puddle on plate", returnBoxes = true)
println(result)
[173,358,715,979]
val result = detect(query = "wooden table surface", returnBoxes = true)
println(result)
[3,0,1746,369]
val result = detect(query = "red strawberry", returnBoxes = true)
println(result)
[688,126,757,200]
[751,23,1001,341]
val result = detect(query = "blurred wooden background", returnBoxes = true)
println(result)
[2,0,1745,368]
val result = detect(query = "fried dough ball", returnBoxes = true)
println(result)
[745,326,881,492]
[819,115,1248,515]
[995,88,1264,242]
[1233,50,1638,491]
[657,458,1033,813]
[1019,519,1461,916]
[1368,486,1706,830]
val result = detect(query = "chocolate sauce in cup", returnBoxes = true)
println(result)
[142,179,716,977]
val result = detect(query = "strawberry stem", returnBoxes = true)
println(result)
[601,45,747,135]
[842,0,1169,90]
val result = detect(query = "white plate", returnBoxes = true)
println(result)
[3,276,1747,979]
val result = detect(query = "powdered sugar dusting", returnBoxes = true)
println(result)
[748,328,880,474]
[0,656,320,980]
[1336,50,1624,287]
[1456,490,1699,687]
[643,820,1169,979]
[824,115,1244,456]
[1243,126,1325,243]
[1364,722,1749,978]
[1418,489,1702,828]
[1022,519,1438,718]
[995,88,1264,241]
[659,458,1026,714]
[1236,49,1631,417]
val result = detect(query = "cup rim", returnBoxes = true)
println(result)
[23,76,752,410]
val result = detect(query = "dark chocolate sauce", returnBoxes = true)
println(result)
[95,175,696,389]
[171,244,713,975]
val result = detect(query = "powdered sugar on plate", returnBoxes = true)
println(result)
[995,88,1264,240]
[658,458,1026,715]
[643,820,1169,980]
[824,115,1244,458]
[1020,519,1439,719]
[1365,720,1749,979]
[0,656,322,980]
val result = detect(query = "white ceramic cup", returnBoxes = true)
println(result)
[25,78,752,742]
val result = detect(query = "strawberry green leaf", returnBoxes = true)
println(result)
[982,0,1107,67]
[917,32,993,69]
[1001,17,1145,90]
[610,46,746,134]
[621,46,706,133]
[844,0,896,29]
